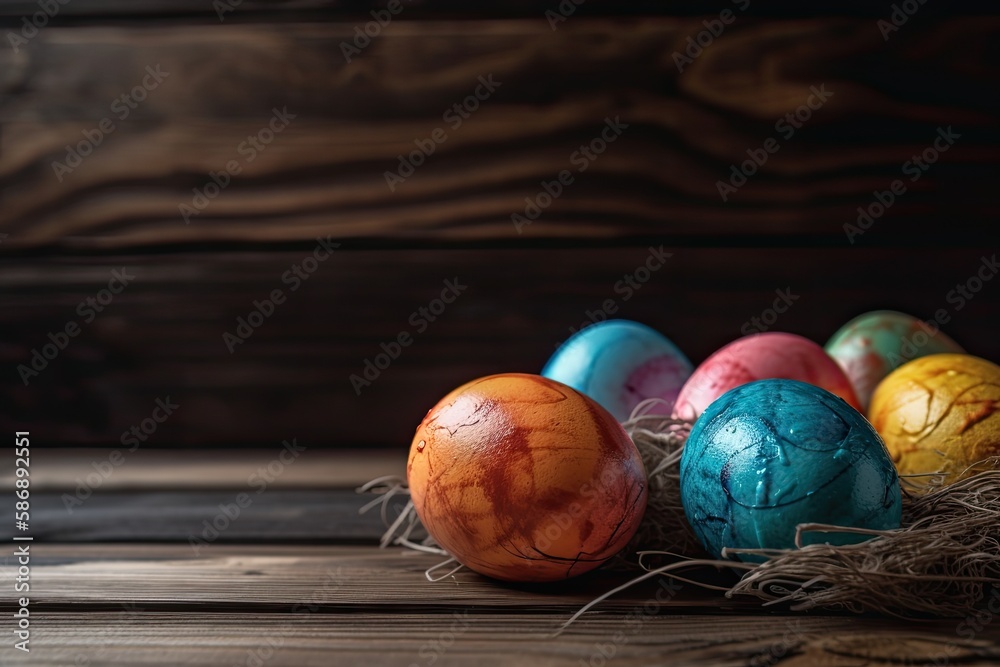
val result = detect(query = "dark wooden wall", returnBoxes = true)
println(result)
[1,3,998,448]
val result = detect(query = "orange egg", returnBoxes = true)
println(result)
[407,373,647,582]
[869,353,1000,482]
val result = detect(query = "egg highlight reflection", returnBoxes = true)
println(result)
[869,353,1000,482]
[673,332,861,421]
[543,320,693,421]
[825,310,964,410]
[680,379,902,561]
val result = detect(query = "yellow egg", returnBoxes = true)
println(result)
[869,353,1000,482]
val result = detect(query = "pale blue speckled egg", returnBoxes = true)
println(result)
[679,379,901,561]
[542,320,693,421]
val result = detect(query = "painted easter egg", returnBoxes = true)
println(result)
[407,373,648,582]
[825,310,963,410]
[680,379,901,561]
[542,320,693,421]
[672,332,861,421]
[869,353,1000,482]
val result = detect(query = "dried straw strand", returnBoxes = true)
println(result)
[624,414,1000,618]
[617,401,703,561]
[359,413,1000,621]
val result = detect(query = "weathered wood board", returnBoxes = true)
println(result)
[2,544,1000,666]
[1,18,998,249]
[2,4,999,666]
[7,609,1000,667]
[2,247,996,447]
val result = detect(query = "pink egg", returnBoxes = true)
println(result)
[672,333,862,421]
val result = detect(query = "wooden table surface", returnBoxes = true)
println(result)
[2,3,999,664]
[4,450,1000,666]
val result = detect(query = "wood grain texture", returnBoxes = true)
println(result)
[0,0,994,20]
[0,448,405,491]
[1,18,998,249]
[0,544,752,612]
[2,247,997,447]
[2,545,999,666]
[1,11,997,666]
[0,489,400,543]
[4,610,1000,667]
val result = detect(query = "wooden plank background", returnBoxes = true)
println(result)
[1,247,997,447]
[1,0,997,21]
[2,13,998,449]
[2,8,1000,667]
[0,452,997,666]
[1,18,998,248]
[12,607,1000,666]
[3,453,1000,666]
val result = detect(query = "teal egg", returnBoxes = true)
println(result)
[825,310,963,409]
[679,379,901,561]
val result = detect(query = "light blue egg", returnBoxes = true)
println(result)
[542,320,692,422]
[679,379,901,561]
